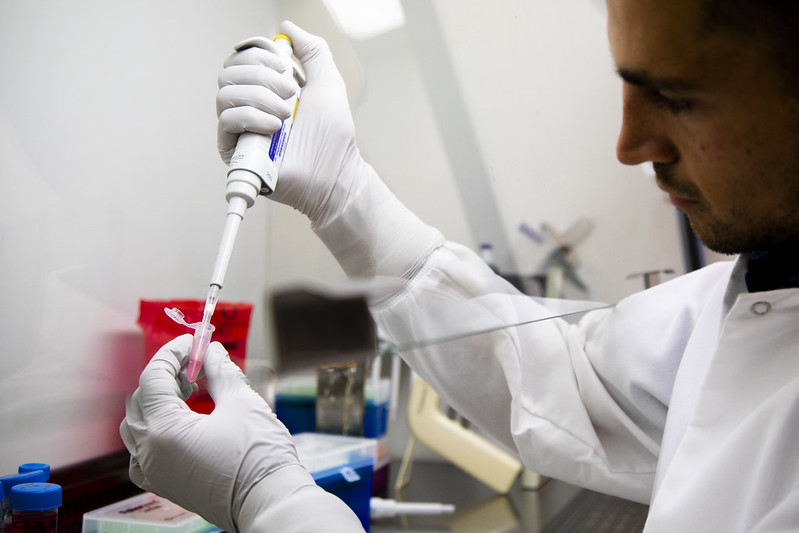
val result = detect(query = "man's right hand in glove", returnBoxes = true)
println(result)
[218,21,366,230]
[216,21,444,281]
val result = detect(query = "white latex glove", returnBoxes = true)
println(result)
[217,21,445,281]
[120,334,364,533]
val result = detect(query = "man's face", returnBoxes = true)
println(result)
[607,0,799,253]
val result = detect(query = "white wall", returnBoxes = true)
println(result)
[0,0,280,473]
[427,0,684,301]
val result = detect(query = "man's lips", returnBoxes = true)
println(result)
[668,193,700,209]
[656,179,699,209]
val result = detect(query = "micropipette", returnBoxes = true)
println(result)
[186,34,304,382]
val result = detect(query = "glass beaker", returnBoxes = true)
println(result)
[315,361,366,437]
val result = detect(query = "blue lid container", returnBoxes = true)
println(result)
[312,458,373,531]
[9,483,62,511]
[18,463,50,480]
[293,433,377,532]
[0,471,48,496]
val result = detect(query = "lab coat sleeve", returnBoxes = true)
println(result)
[237,464,365,533]
[750,465,799,531]
[370,243,730,503]
[311,170,724,503]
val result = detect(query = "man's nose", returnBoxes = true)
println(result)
[616,85,677,166]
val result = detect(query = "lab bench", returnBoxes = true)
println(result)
[372,460,649,533]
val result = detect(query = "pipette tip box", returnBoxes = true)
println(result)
[294,433,377,531]
[81,492,222,533]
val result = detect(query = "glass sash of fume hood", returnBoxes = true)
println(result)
[269,278,612,373]
[380,292,612,353]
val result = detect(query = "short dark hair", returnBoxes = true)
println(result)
[701,0,799,93]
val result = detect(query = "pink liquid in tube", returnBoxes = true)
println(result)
[187,321,214,382]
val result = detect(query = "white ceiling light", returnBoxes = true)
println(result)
[323,0,406,41]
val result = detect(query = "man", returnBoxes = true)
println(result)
[121,1,799,531]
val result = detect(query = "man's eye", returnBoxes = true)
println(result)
[650,91,693,114]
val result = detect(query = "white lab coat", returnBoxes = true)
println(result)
[369,242,799,532]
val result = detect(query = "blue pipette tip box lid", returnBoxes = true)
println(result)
[82,492,222,533]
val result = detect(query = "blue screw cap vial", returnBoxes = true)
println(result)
[9,483,62,511]
[17,464,50,481]
[0,471,48,496]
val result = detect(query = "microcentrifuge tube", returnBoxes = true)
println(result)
[164,307,216,382]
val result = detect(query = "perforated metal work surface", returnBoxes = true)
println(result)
[540,490,649,533]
